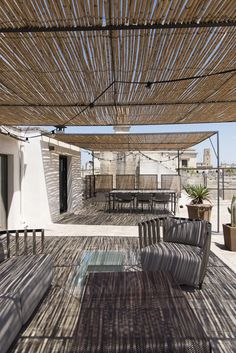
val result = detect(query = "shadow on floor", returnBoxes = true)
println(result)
[58,200,172,226]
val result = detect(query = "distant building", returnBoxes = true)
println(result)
[92,149,196,187]
[197,148,212,168]
[81,127,197,188]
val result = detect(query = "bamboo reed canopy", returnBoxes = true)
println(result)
[53,131,216,151]
[0,1,236,126]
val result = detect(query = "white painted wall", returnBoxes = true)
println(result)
[0,134,21,228]
[0,130,83,229]
[23,134,82,227]
[21,137,52,228]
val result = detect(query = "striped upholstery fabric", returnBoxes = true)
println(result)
[163,217,207,247]
[0,241,4,262]
[141,243,202,287]
[0,296,22,353]
[139,217,211,288]
[0,254,53,324]
[138,218,161,248]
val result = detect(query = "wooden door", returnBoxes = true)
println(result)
[59,155,68,213]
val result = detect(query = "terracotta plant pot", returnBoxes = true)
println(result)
[186,204,212,222]
[222,223,236,251]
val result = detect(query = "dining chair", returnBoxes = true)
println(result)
[115,193,135,212]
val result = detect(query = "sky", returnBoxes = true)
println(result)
[65,122,236,168]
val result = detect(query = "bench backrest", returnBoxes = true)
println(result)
[0,229,45,260]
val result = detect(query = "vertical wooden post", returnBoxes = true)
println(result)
[15,230,19,256]
[32,229,36,254]
[6,231,10,259]
[24,229,28,255]
[41,229,45,253]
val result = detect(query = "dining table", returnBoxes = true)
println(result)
[108,189,176,214]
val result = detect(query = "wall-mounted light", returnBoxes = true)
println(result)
[54,125,66,133]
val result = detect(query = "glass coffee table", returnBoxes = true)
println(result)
[70,250,127,297]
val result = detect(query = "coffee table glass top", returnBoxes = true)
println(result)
[70,250,126,296]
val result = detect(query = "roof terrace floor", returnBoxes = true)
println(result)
[8,222,236,353]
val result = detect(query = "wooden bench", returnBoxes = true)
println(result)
[0,229,52,353]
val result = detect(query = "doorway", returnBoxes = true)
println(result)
[0,154,8,229]
[59,155,68,213]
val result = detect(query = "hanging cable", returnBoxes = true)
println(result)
[138,150,184,163]
[116,68,236,85]
[84,150,134,162]
[83,149,184,163]
[0,126,29,142]
[65,81,115,124]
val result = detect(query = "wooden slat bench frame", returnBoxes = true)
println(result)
[0,229,45,258]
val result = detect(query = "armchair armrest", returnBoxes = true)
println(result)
[138,218,161,249]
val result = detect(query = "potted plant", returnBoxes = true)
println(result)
[184,184,212,221]
[222,195,236,251]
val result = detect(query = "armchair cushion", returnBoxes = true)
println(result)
[163,217,207,248]
[0,295,22,353]
[0,254,53,324]
[139,217,211,288]
[141,242,202,287]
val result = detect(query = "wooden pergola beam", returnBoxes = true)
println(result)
[1,20,235,33]
[1,100,235,108]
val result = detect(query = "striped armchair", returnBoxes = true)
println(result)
[139,217,211,288]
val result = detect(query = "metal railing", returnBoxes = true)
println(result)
[0,229,45,259]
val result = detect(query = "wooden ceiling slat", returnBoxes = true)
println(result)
[53,131,216,151]
[0,1,235,126]
[1,102,236,126]
[1,0,236,29]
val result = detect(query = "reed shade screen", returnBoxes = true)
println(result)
[161,175,182,195]
[116,175,135,190]
[0,1,236,126]
[138,175,158,190]
[95,175,113,192]
[53,131,216,151]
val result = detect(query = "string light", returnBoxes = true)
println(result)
[138,150,184,163]
[0,126,190,167]
[85,150,135,162]
[0,126,28,142]
[84,149,184,164]
[15,67,235,140]
[55,125,66,132]
[145,81,152,89]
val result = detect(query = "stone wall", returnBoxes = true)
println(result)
[68,154,83,213]
[41,140,83,223]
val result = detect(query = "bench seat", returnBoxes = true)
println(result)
[0,254,53,353]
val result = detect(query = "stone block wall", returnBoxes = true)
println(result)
[41,140,83,223]
[67,154,83,213]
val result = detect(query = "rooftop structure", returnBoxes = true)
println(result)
[0,1,235,352]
